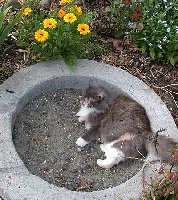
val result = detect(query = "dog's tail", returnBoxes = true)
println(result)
[146,133,178,164]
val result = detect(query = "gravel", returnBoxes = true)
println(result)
[13,88,144,192]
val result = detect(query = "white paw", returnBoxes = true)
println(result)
[97,159,109,169]
[78,116,85,122]
[76,137,89,147]
[97,158,116,169]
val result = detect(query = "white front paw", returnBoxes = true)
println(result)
[78,116,84,122]
[76,137,89,147]
[97,159,105,168]
[97,158,113,169]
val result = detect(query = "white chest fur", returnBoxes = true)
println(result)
[76,104,98,130]
[76,104,97,117]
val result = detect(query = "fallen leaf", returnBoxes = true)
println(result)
[112,39,123,51]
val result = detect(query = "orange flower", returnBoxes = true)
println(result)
[58,9,66,18]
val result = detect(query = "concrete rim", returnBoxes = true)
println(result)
[0,59,177,200]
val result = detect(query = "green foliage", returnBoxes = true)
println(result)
[102,0,143,38]
[142,165,178,200]
[131,0,178,66]
[0,1,23,46]
[16,0,94,70]
[105,0,128,37]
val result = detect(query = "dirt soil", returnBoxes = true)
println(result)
[13,88,143,192]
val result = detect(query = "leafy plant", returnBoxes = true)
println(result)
[100,0,142,38]
[16,0,94,69]
[142,165,178,200]
[131,0,178,66]
[0,0,23,46]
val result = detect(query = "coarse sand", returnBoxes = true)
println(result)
[13,88,144,192]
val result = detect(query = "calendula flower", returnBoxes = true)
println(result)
[34,29,48,42]
[23,7,32,15]
[43,18,57,29]
[70,5,82,16]
[58,9,66,18]
[77,23,90,35]
[60,0,72,6]
[63,13,77,23]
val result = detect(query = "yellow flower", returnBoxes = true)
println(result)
[70,5,82,16]
[58,9,66,18]
[23,7,32,15]
[63,13,77,23]
[43,18,57,29]
[34,29,48,42]
[60,0,72,6]
[77,23,90,35]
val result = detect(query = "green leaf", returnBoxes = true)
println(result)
[113,0,122,5]
[0,6,12,30]
[105,6,111,13]
[2,5,12,16]
[0,7,23,46]
[0,12,4,31]
[141,43,147,53]
[115,29,125,38]
[149,48,155,59]
[167,194,177,200]
[168,56,175,65]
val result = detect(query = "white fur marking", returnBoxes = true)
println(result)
[85,122,92,130]
[76,105,97,118]
[97,142,125,169]
[76,137,89,147]
[78,116,85,122]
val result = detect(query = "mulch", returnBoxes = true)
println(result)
[1,34,177,128]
